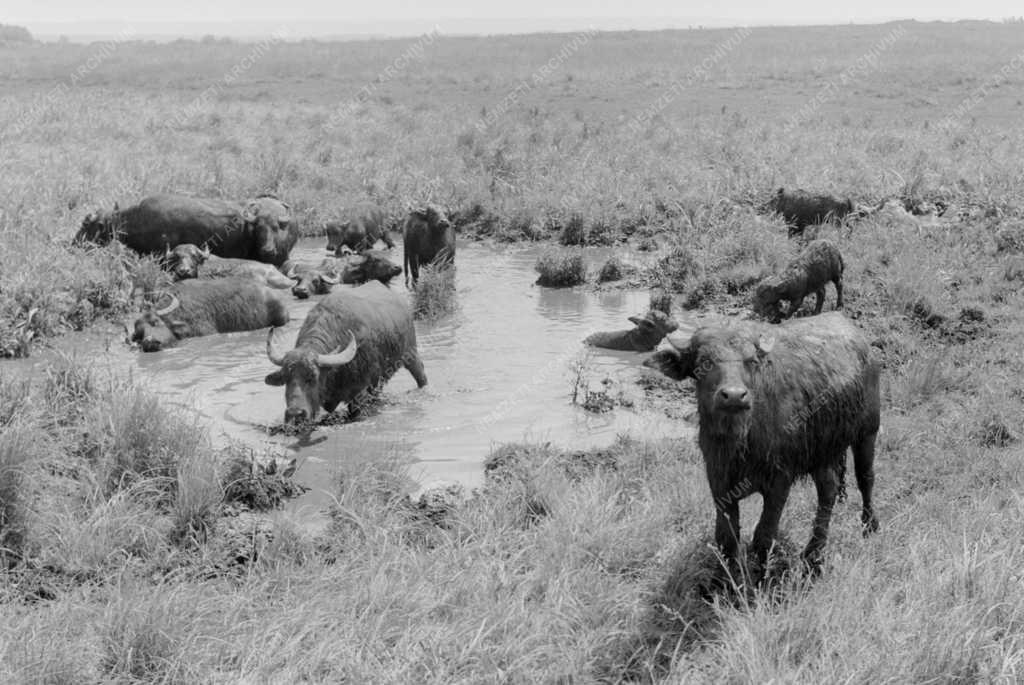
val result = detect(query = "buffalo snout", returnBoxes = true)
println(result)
[141,338,163,353]
[292,285,310,299]
[715,385,751,411]
[284,407,308,424]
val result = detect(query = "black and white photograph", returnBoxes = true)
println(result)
[2,0,1023,681]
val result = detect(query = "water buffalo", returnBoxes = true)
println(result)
[584,310,679,351]
[128,277,289,353]
[643,312,880,572]
[403,204,456,287]
[284,250,403,299]
[166,244,294,289]
[325,203,394,253]
[767,188,857,238]
[752,239,844,321]
[265,280,427,424]
[75,194,298,266]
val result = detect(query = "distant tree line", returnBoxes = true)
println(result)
[0,24,33,43]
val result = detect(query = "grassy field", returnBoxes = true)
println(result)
[3,19,1024,682]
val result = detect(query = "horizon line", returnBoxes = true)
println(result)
[13,16,1021,41]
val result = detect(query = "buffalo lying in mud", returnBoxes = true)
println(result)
[283,250,403,299]
[128,277,289,353]
[643,312,881,572]
[265,280,428,425]
[403,204,456,287]
[76,194,298,266]
[767,188,860,238]
[584,310,679,351]
[325,202,395,253]
[165,244,295,289]
[752,239,844,321]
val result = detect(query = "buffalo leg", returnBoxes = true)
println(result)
[347,386,381,420]
[750,478,792,566]
[408,255,420,287]
[404,353,428,388]
[786,295,804,318]
[714,500,742,565]
[814,288,825,313]
[802,465,841,570]
[834,277,844,309]
[853,431,880,535]
[382,231,395,249]
[710,477,752,565]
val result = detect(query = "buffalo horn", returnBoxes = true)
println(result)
[153,293,180,316]
[266,327,287,366]
[665,323,697,351]
[316,331,358,368]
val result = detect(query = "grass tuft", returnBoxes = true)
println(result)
[596,255,626,283]
[535,248,587,287]
[412,263,457,320]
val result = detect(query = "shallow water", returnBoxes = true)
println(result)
[8,238,695,516]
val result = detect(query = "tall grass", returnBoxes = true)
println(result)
[0,422,35,565]
[411,264,457,320]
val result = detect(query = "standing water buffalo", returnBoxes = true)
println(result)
[284,250,403,299]
[265,280,427,424]
[584,310,679,351]
[166,244,295,289]
[324,202,394,253]
[643,312,881,572]
[128,277,289,352]
[752,239,844,321]
[767,188,857,238]
[76,194,298,266]
[403,204,456,287]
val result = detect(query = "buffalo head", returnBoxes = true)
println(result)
[751,279,785,321]
[129,293,186,352]
[338,250,402,284]
[242,196,297,266]
[264,327,359,424]
[324,221,352,254]
[408,204,453,236]
[644,326,775,439]
[166,243,211,280]
[285,261,338,299]
[628,310,679,348]
[74,206,118,246]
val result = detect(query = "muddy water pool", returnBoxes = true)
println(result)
[9,238,695,517]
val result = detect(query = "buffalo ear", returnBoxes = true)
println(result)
[643,348,694,381]
[265,370,286,386]
[242,201,259,223]
[756,335,775,359]
[168,320,190,339]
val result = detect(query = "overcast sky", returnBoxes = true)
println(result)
[6,0,1024,36]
